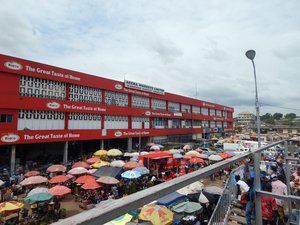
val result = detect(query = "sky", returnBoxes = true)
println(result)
[1,0,300,117]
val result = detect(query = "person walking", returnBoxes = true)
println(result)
[245,179,255,225]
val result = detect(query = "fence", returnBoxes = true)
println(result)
[208,165,244,225]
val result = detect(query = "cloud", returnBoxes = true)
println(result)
[1,0,300,117]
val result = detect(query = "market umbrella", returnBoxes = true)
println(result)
[168,149,181,154]
[204,186,223,195]
[88,169,97,174]
[208,155,223,161]
[195,148,202,153]
[188,181,204,192]
[0,201,24,213]
[107,149,123,157]
[20,176,48,186]
[189,158,204,164]
[27,187,49,197]
[183,145,191,150]
[121,170,142,180]
[133,166,150,175]
[198,192,209,204]
[94,149,108,157]
[86,157,101,164]
[172,201,203,214]
[111,160,125,167]
[24,170,40,178]
[72,161,90,169]
[92,161,110,169]
[126,222,153,225]
[182,155,192,160]
[46,164,67,173]
[198,154,209,159]
[23,193,54,204]
[124,162,141,170]
[140,151,149,155]
[130,157,139,162]
[68,167,88,175]
[48,185,71,197]
[150,145,160,150]
[173,153,182,159]
[81,180,103,190]
[111,213,133,225]
[139,204,173,225]
[75,175,95,184]
[96,176,119,185]
[186,151,200,156]
[49,175,70,184]
[146,143,156,147]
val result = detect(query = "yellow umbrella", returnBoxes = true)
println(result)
[92,161,110,169]
[210,136,218,141]
[0,201,24,213]
[107,149,123,157]
[139,204,173,225]
[94,149,108,157]
[186,150,200,156]
[111,213,133,225]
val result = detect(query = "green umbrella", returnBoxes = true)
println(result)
[172,201,203,214]
[23,193,54,204]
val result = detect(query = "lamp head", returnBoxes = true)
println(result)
[245,50,256,60]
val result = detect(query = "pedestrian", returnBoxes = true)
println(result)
[245,179,255,225]
[261,183,278,225]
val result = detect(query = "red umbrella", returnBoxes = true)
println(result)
[75,175,95,184]
[48,185,71,197]
[46,164,67,173]
[86,157,101,164]
[24,171,40,178]
[218,153,233,159]
[189,158,204,164]
[20,176,48,186]
[81,181,103,190]
[123,162,140,170]
[49,175,70,184]
[182,155,192,159]
[72,161,90,169]
[195,148,203,153]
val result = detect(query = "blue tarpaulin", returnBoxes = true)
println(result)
[157,192,187,207]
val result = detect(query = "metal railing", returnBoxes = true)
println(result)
[208,165,244,225]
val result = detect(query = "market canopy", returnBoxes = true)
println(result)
[48,185,71,197]
[20,176,48,186]
[72,161,90,169]
[68,167,89,175]
[49,175,70,184]
[107,149,123,156]
[0,201,24,213]
[23,193,54,204]
[92,166,124,179]
[139,204,173,225]
[94,149,108,157]
[46,164,67,173]
[24,170,40,177]
[27,187,49,197]
[171,201,203,214]
[156,192,187,207]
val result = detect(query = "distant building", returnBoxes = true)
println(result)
[236,112,255,125]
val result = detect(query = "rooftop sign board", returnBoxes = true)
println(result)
[124,80,165,95]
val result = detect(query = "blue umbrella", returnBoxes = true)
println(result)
[133,166,150,175]
[121,170,142,180]
[173,153,183,159]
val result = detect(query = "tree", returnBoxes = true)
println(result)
[261,113,273,121]
[284,113,297,120]
[273,113,283,120]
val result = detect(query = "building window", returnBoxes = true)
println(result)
[0,114,13,123]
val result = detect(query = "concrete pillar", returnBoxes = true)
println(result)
[127,138,133,152]
[10,145,16,175]
[100,140,104,150]
[63,141,68,166]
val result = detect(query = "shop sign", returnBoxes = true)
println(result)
[47,102,61,109]
[114,131,122,137]
[23,133,80,140]
[1,134,20,143]
[4,61,23,70]
[114,84,123,90]
[124,80,165,95]
[62,104,106,112]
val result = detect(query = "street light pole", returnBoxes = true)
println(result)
[246,49,262,225]
[245,50,261,147]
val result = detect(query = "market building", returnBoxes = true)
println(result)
[0,54,234,173]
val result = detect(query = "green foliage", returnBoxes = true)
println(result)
[284,113,297,120]
[273,113,283,120]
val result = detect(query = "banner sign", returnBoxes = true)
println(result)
[124,80,165,95]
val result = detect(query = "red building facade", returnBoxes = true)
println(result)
[0,54,234,150]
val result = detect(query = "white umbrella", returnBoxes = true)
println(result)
[68,167,88,175]
[198,192,209,204]
[150,145,160,150]
[208,155,223,161]
[188,181,204,192]
[204,186,223,195]
[131,152,140,156]
[27,187,49,197]
[110,160,125,167]
[140,151,149,155]
[0,180,5,186]
[88,169,97,174]
[169,149,180,154]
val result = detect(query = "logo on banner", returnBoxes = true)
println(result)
[4,61,23,70]
[114,84,122,90]
[47,102,61,109]
[114,131,122,137]
[1,134,20,143]
[145,111,151,116]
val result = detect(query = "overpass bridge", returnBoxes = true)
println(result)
[53,140,300,225]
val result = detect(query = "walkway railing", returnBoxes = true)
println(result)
[208,165,244,225]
